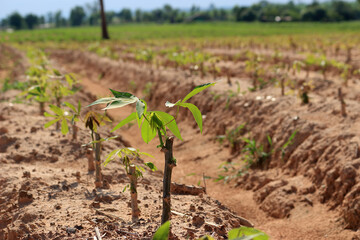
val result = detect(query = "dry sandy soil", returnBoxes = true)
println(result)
[1,44,360,239]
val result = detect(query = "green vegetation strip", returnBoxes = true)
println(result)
[2,22,360,43]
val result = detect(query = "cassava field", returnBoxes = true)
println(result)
[1,22,360,239]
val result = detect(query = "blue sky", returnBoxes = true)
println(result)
[1,0,313,19]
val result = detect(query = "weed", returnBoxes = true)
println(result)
[217,131,297,182]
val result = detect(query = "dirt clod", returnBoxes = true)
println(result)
[192,215,205,228]
[18,190,33,205]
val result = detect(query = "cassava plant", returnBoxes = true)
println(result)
[48,71,78,130]
[318,56,330,81]
[208,57,221,80]
[24,48,78,119]
[24,56,50,115]
[298,81,313,105]
[84,111,112,188]
[44,101,82,140]
[43,102,112,179]
[88,83,215,225]
[245,52,264,91]
[304,54,316,78]
[104,147,156,222]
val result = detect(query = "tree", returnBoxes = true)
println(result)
[135,9,142,22]
[152,9,164,22]
[47,12,54,24]
[9,12,24,30]
[190,5,200,15]
[70,6,86,26]
[99,0,110,39]
[331,1,356,20]
[119,8,133,22]
[242,9,257,21]
[54,11,62,27]
[24,14,39,29]
[232,6,256,21]
[163,4,177,23]
[1,18,9,28]
[39,16,45,25]
[106,11,116,24]
[88,13,100,25]
[85,1,100,25]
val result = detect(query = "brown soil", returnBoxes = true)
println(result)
[1,44,360,239]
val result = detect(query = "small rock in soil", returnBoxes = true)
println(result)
[0,127,8,135]
[214,216,222,224]
[66,227,77,234]
[22,171,31,178]
[102,179,110,189]
[74,225,83,230]
[204,224,213,232]
[192,215,205,228]
[300,197,313,206]
[91,201,100,208]
[18,190,33,205]
[215,225,227,236]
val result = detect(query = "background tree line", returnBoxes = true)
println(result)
[2,0,360,30]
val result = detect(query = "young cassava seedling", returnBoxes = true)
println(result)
[44,101,81,140]
[88,83,215,225]
[44,102,113,184]
[24,49,78,117]
[104,147,156,222]
[84,111,112,188]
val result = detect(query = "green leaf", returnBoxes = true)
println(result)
[153,111,182,140]
[61,118,69,135]
[144,162,157,171]
[153,221,170,240]
[44,112,57,118]
[178,102,203,133]
[44,119,59,128]
[198,236,215,240]
[267,135,272,146]
[141,121,157,144]
[87,97,117,108]
[136,100,145,118]
[64,101,76,113]
[123,184,129,192]
[82,136,118,148]
[65,74,74,87]
[103,99,137,110]
[104,149,121,167]
[53,69,61,76]
[149,113,165,132]
[77,100,81,113]
[228,227,269,240]
[111,112,137,132]
[182,83,215,103]
[49,104,63,116]
[110,89,135,99]
[139,151,154,158]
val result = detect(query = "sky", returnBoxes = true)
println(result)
[0,0,317,19]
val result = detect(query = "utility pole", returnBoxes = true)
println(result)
[99,0,110,40]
